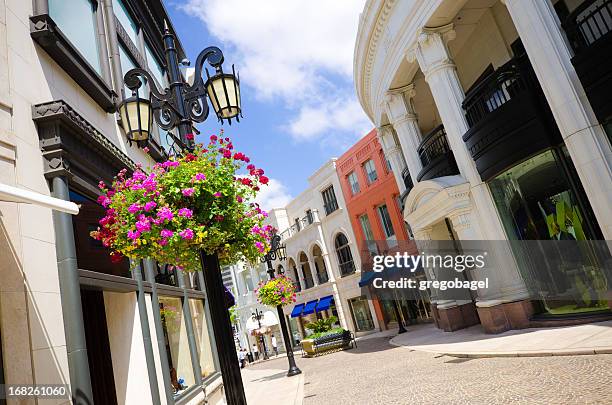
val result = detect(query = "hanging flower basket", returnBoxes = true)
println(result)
[255,275,298,307]
[91,132,272,271]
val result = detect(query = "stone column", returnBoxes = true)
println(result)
[377,125,408,193]
[308,258,319,286]
[294,263,306,291]
[503,0,612,239]
[407,24,512,241]
[385,84,424,185]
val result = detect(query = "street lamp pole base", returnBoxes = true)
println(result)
[287,366,302,377]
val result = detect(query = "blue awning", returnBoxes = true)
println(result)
[315,295,334,312]
[302,300,319,315]
[359,271,378,287]
[290,303,305,318]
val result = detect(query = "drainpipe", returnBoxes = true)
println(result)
[132,260,161,405]
[143,259,175,404]
[50,176,94,403]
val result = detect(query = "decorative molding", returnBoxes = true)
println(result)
[30,14,117,112]
[33,100,136,189]
[115,16,147,69]
[407,23,457,80]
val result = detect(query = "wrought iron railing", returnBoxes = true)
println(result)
[563,0,612,53]
[417,125,451,168]
[401,166,414,191]
[463,56,533,128]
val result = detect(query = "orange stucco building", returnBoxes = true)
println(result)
[336,128,411,330]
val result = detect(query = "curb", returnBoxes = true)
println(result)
[293,371,305,405]
[389,338,612,359]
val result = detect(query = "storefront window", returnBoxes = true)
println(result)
[489,149,608,315]
[159,297,196,397]
[189,299,217,380]
[348,296,374,331]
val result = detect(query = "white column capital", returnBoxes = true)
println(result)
[408,23,457,80]
[384,85,418,126]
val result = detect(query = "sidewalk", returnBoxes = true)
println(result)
[241,365,304,405]
[390,320,612,358]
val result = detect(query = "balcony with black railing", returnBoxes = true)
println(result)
[562,0,612,122]
[415,125,459,182]
[399,167,414,212]
[462,54,562,180]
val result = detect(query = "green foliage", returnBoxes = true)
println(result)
[305,316,338,334]
[306,327,346,340]
[255,275,298,307]
[229,305,238,325]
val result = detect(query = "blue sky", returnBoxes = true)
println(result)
[164,0,371,209]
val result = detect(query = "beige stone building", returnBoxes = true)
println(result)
[354,0,612,333]
[0,0,224,403]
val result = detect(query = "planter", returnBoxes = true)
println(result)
[300,330,355,357]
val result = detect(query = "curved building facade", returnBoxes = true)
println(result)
[354,0,612,333]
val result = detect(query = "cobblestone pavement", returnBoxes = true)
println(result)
[247,336,612,405]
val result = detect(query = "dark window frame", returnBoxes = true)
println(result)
[321,185,339,215]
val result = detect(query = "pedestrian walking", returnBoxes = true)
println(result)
[238,348,246,368]
[271,334,278,356]
[252,343,259,361]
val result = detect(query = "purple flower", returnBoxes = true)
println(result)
[127,230,141,240]
[132,171,147,181]
[144,201,157,212]
[128,203,141,214]
[192,173,206,182]
[160,229,174,238]
[179,229,194,240]
[142,178,157,192]
[162,160,180,169]
[177,208,193,218]
[97,195,111,208]
[182,188,195,197]
[135,215,151,233]
[214,192,222,198]
[157,207,174,222]
[255,241,265,253]
[236,195,243,203]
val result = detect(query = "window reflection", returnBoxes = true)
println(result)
[159,296,196,397]
[189,299,217,379]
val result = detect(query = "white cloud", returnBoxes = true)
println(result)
[254,178,293,211]
[179,0,370,142]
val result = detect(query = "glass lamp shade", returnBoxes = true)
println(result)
[118,96,153,143]
[206,66,241,122]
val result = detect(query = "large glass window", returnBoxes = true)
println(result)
[489,148,607,315]
[363,159,378,184]
[359,214,378,255]
[377,204,397,248]
[159,297,196,397]
[145,41,165,87]
[335,233,356,276]
[113,0,139,45]
[189,299,217,380]
[49,0,101,73]
[321,186,339,215]
[118,42,140,97]
[348,296,375,331]
[347,172,360,195]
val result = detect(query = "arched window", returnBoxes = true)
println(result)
[335,233,355,276]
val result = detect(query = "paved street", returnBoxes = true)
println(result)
[246,336,612,405]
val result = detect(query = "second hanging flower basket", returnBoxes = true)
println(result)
[255,275,298,307]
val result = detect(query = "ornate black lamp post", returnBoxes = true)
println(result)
[261,234,302,376]
[118,23,246,405]
[118,22,241,152]
[251,308,269,360]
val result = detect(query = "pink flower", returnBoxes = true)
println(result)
[127,230,141,240]
[259,175,269,185]
[192,173,206,182]
[222,149,232,159]
[215,215,224,222]
[178,208,193,218]
[182,188,195,197]
[186,133,195,141]
[179,229,194,240]
[143,146,150,153]
[162,160,180,169]
[159,239,168,246]
[160,229,174,238]
[210,135,218,142]
[214,192,222,197]
[128,203,141,214]
[255,241,265,253]
[97,195,111,208]
[236,195,243,203]
[98,181,106,190]
[157,207,174,222]
[135,215,151,232]
[144,201,157,212]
